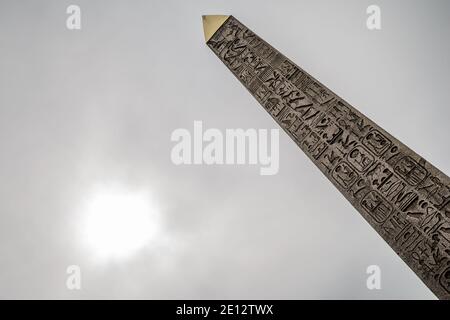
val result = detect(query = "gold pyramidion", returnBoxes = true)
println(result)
[202,15,230,42]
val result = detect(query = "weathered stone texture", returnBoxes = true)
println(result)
[206,16,450,299]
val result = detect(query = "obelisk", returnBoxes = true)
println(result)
[203,15,450,299]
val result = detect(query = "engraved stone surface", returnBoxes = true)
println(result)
[205,15,450,299]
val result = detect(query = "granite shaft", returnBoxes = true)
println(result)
[205,16,450,299]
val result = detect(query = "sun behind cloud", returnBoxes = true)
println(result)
[79,185,160,261]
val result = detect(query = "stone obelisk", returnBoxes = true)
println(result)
[203,15,450,299]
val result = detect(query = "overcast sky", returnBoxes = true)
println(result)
[0,0,449,299]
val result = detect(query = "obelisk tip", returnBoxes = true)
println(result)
[202,15,230,42]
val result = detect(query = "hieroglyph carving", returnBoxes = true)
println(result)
[206,16,450,299]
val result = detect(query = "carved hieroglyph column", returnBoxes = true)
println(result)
[203,15,450,299]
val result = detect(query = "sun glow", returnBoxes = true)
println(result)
[80,187,159,260]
